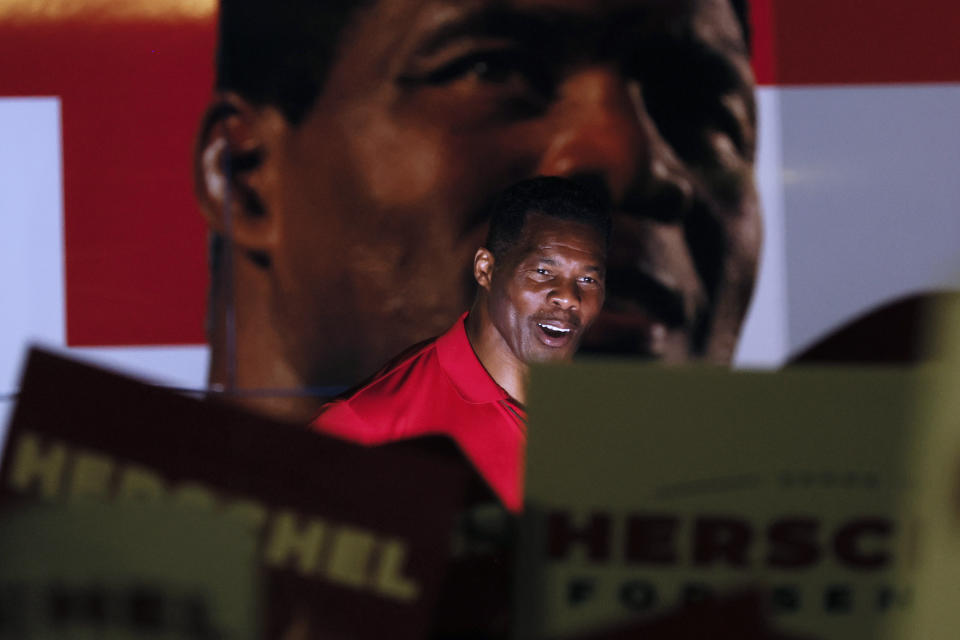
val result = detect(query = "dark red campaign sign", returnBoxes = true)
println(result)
[0,348,469,639]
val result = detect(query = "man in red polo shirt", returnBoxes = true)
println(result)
[311,177,609,511]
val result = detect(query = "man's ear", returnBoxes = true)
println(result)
[195,93,279,264]
[474,247,496,291]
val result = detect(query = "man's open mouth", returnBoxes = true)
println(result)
[534,317,581,348]
[537,322,572,339]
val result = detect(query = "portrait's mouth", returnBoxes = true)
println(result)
[582,306,668,357]
[581,267,692,358]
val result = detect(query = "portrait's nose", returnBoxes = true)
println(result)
[536,68,694,220]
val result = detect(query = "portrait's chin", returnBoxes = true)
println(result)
[579,308,673,360]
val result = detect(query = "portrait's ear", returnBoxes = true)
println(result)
[195,93,279,263]
[474,247,495,291]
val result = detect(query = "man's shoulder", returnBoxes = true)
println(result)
[311,334,446,441]
[370,335,438,379]
[351,336,443,404]
[340,313,471,408]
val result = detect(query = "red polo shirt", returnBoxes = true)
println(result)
[310,313,527,512]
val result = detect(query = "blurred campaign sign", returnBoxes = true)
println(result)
[893,296,960,639]
[0,502,257,639]
[518,363,923,640]
[0,348,469,640]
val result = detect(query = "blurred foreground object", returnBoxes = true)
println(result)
[793,292,959,364]
[893,295,960,639]
[518,361,924,639]
[1,349,470,639]
[0,502,257,639]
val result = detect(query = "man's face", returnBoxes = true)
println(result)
[485,213,606,364]
[265,0,760,383]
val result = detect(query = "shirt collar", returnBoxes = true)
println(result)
[436,312,512,405]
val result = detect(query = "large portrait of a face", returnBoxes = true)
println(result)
[195,0,760,419]
[4,0,960,424]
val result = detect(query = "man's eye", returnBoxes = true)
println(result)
[532,268,554,280]
[579,276,598,285]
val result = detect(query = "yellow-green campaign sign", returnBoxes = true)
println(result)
[519,363,924,640]
[894,296,960,640]
[0,503,258,639]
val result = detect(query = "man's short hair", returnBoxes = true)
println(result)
[215,0,749,126]
[485,176,612,260]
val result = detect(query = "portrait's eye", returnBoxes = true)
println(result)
[624,40,751,165]
[398,47,556,118]
[420,49,552,93]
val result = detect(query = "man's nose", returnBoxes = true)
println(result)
[536,68,694,219]
[549,279,581,310]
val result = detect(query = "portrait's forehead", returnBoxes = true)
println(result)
[327,0,750,105]
[360,0,743,53]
